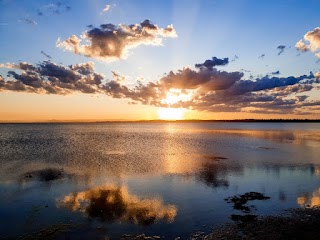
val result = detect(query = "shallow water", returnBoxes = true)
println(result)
[1,122,320,239]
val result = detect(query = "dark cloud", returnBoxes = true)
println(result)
[41,51,52,59]
[195,57,229,69]
[271,71,280,75]
[277,45,286,55]
[258,54,265,59]
[158,67,243,91]
[37,2,71,16]
[57,19,177,61]
[228,74,313,95]
[1,61,103,94]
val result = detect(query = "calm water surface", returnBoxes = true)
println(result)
[1,122,320,239]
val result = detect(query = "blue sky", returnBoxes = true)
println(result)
[1,0,320,121]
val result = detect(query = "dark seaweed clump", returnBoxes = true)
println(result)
[225,192,270,223]
[225,192,270,213]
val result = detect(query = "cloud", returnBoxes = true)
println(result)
[0,61,103,94]
[19,18,37,25]
[157,67,242,91]
[231,55,239,62]
[195,57,229,69]
[41,50,52,59]
[58,185,177,225]
[124,68,318,114]
[295,40,310,52]
[1,57,320,115]
[277,45,286,55]
[301,27,320,51]
[57,19,177,61]
[296,27,320,58]
[37,2,71,16]
[111,71,125,82]
[258,54,265,59]
[101,64,318,115]
[0,62,37,71]
[102,4,110,13]
[271,71,280,75]
[297,188,320,208]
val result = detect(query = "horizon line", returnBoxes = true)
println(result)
[1,118,320,124]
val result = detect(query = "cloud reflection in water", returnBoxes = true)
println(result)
[58,185,177,225]
[297,188,320,208]
[195,161,230,188]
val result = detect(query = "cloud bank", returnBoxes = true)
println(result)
[57,19,177,61]
[0,61,104,94]
[1,57,320,115]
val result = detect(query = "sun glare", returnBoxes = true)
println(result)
[157,89,192,120]
[158,108,185,120]
[161,89,193,105]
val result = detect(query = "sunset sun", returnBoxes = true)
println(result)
[157,89,191,120]
[158,107,185,120]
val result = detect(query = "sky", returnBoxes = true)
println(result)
[1,0,320,121]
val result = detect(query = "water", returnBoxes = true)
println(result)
[0,122,320,239]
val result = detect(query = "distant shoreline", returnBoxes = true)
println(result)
[1,119,320,124]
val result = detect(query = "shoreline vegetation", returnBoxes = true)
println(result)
[1,119,320,124]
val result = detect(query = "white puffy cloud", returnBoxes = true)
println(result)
[296,27,320,58]
[57,20,177,61]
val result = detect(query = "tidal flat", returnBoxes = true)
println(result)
[1,122,320,239]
